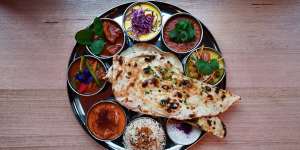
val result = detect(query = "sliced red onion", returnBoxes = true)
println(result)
[131,9,154,35]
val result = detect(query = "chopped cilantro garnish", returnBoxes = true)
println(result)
[168,19,195,43]
[191,55,220,75]
[196,59,219,75]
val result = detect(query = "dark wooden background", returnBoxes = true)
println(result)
[1,0,300,149]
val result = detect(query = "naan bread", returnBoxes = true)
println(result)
[190,117,226,138]
[118,44,227,138]
[106,43,240,120]
[120,43,183,72]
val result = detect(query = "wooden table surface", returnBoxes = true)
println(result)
[1,0,300,150]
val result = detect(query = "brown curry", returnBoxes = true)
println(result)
[163,15,202,53]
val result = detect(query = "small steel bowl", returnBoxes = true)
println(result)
[161,12,203,54]
[86,100,127,141]
[67,55,107,97]
[183,46,226,86]
[166,118,204,146]
[123,117,166,150]
[86,18,126,59]
[122,1,162,42]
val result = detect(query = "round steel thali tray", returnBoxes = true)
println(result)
[67,1,226,150]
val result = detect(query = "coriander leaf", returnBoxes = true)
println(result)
[75,29,93,45]
[89,39,105,55]
[179,30,188,42]
[187,26,195,41]
[168,19,195,43]
[169,29,177,40]
[177,19,188,29]
[93,17,103,36]
[210,59,220,70]
[194,58,220,76]
[196,59,213,75]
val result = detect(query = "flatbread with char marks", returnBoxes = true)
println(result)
[106,43,240,120]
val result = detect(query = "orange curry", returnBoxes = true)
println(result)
[87,102,126,140]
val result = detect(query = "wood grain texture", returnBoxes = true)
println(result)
[0,0,300,149]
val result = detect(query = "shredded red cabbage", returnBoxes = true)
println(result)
[131,9,154,35]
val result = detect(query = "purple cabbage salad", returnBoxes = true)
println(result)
[131,9,154,35]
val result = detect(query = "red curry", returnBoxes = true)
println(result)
[68,57,106,95]
[93,20,124,57]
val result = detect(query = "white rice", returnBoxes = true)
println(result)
[123,117,166,150]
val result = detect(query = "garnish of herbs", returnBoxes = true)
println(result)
[191,46,222,75]
[168,19,195,43]
[75,17,105,55]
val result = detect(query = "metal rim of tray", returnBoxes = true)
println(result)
[67,1,226,150]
